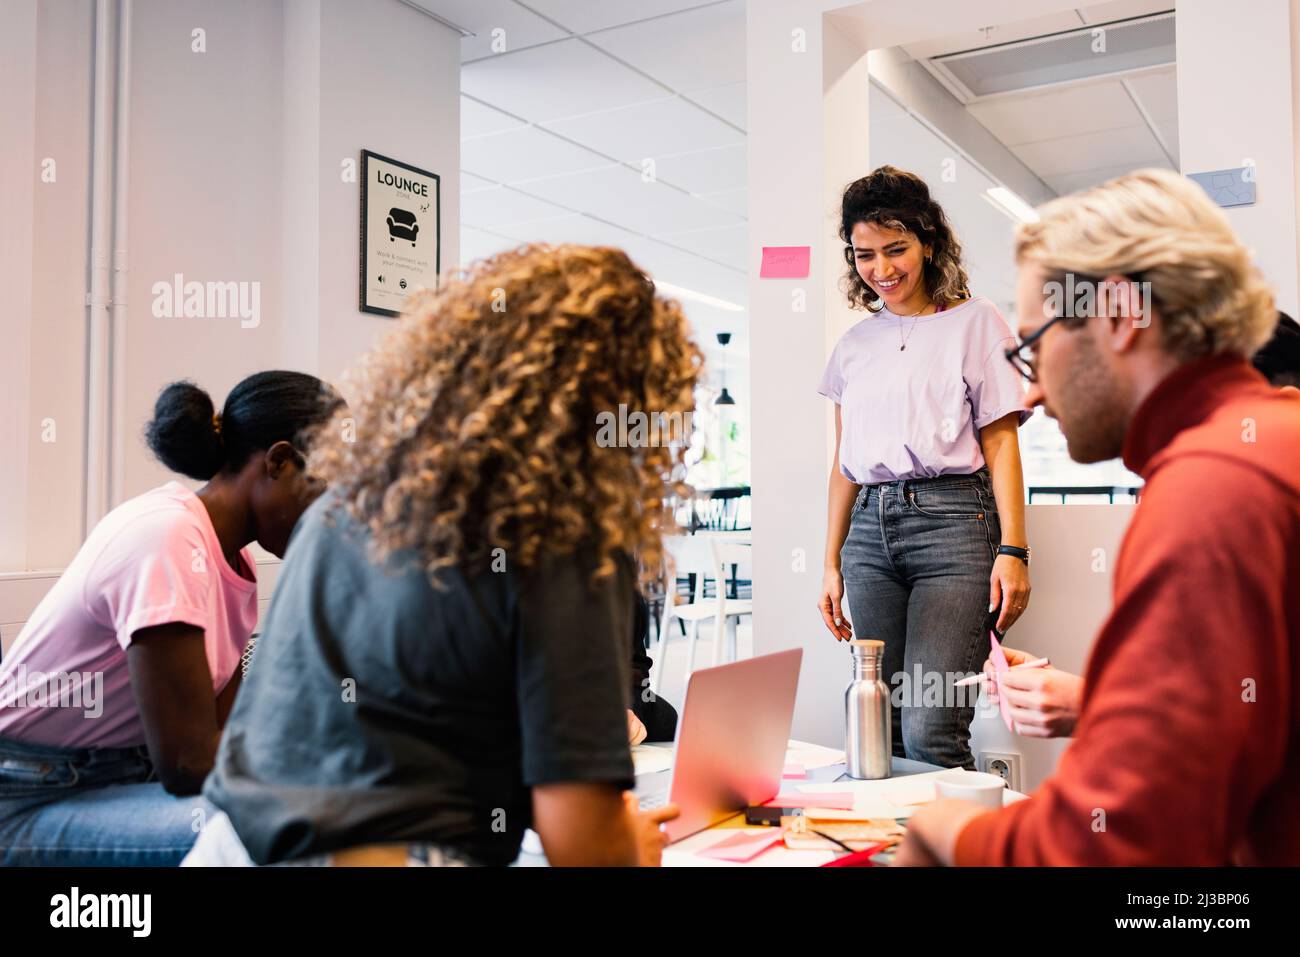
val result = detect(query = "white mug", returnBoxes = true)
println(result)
[934,770,1007,810]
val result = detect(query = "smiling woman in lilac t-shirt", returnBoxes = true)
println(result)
[816,166,1033,769]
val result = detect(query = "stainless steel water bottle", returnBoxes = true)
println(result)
[845,639,892,780]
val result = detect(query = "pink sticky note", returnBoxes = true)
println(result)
[760,246,811,279]
[989,631,1015,732]
[767,792,857,810]
[782,763,806,779]
[699,829,785,863]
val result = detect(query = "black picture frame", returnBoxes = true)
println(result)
[359,149,441,317]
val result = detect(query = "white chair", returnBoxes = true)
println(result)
[652,536,752,695]
[708,538,753,666]
[651,536,709,695]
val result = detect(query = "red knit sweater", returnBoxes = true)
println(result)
[956,355,1300,865]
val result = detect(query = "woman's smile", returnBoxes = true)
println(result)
[874,274,906,295]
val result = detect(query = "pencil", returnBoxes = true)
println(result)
[955,657,1051,687]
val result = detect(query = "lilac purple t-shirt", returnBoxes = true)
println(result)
[818,296,1030,485]
[0,482,258,749]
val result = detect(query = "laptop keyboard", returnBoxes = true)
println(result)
[637,789,670,811]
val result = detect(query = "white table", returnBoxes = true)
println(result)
[639,739,1026,868]
[514,739,1025,866]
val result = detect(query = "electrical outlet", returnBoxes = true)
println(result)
[978,751,1021,793]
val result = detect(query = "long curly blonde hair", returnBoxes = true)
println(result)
[310,243,703,589]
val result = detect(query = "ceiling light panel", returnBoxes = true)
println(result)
[933,12,1175,99]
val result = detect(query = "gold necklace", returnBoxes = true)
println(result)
[895,300,934,351]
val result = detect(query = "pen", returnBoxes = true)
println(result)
[955,657,1051,687]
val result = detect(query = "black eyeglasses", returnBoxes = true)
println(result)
[1006,273,1156,382]
[1004,313,1068,383]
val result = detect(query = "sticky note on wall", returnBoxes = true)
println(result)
[760,246,810,278]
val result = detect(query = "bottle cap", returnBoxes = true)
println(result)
[850,639,884,649]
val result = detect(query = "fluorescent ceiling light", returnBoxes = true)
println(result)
[654,280,745,312]
[984,187,1040,224]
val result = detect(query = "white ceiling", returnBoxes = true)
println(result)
[413,0,749,365]
[903,0,1178,196]
[417,0,1183,369]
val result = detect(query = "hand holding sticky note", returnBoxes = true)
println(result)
[989,631,1015,732]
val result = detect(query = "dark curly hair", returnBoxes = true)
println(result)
[839,165,970,312]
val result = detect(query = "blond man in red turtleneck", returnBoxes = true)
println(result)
[896,168,1300,867]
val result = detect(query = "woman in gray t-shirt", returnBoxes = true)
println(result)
[187,244,701,867]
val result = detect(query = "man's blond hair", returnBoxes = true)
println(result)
[1016,168,1275,359]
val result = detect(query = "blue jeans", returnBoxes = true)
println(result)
[840,468,1000,769]
[0,734,212,866]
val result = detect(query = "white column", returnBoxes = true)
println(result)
[747,0,872,745]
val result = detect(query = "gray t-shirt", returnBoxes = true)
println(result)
[203,493,636,865]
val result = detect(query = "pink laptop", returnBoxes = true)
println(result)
[636,649,802,843]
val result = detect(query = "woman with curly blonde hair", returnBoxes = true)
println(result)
[817,166,1032,770]
[186,244,702,868]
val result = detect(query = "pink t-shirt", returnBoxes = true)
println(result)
[818,296,1031,484]
[0,482,258,749]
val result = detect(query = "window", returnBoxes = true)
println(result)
[1019,407,1143,502]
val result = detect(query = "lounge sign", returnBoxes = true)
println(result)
[359,149,441,317]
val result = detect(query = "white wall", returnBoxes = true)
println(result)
[967,506,1132,790]
[0,0,460,575]
[0,0,94,572]
[124,0,460,497]
[123,0,289,499]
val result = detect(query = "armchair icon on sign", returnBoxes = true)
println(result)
[386,207,419,246]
